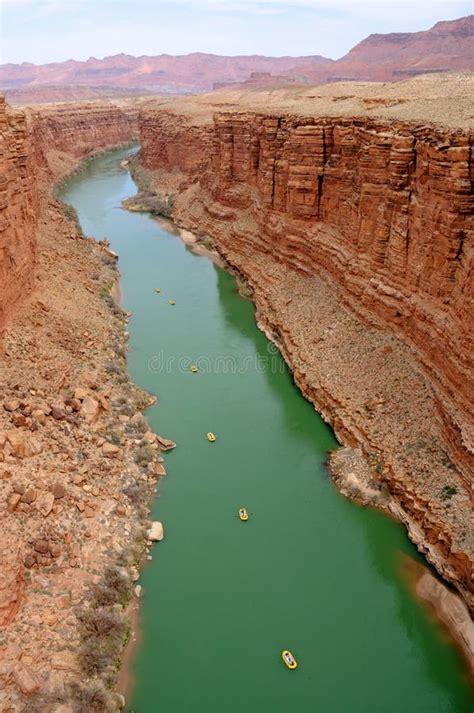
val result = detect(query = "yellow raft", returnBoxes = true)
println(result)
[207,432,216,442]
[281,650,297,670]
[154,288,161,293]
[190,365,198,373]
[168,299,176,305]
[238,507,249,522]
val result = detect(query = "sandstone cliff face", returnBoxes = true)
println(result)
[140,110,213,180]
[0,97,38,333]
[212,114,473,476]
[139,109,473,607]
[0,99,138,335]
[141,111,473,476]
[29,102,138,178]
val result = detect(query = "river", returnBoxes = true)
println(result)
[59,146,473,713]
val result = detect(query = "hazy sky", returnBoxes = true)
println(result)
[0,0,471,65]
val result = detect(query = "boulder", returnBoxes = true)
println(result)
[51,482,66,499]
[157,435,176,451]
[3,400,20,412]
[6,431,42,458]
[36,491,55,517]
[13,664,40,695]
[8,493,21,513]
[34,539,49,555]
[154,462,167,477]
[102,442,120,458]
[51,406,66,420]
[147,521,164,541]
[50,651,81,674]
[80,395,100,423]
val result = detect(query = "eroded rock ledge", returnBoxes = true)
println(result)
[138,108,473,612]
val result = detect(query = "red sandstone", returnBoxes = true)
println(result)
[137,104,473,609]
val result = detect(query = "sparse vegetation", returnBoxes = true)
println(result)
[79,605,128,673]
[134,444,154,468]
[105,359,122,375]
[440,484,457,500]
[236,275,254,300]
[123,190,176,218]
[105,430,121,446]
[125,414,148,436]
[93,565,133,607]
[123,480,148,506]
[68,679,116,713]
[195,234,215,251]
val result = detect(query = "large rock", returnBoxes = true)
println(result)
[5,430,42,458]
[147,521,164,541]
[80,395,100,423]
[153,462,167,477]
[50,651,81,674]
[157,435,176,451]
[102,442,121,458]
[13,664,40,695]
[36,491,55,517]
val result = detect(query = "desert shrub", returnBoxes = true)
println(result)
[93,565,132,607]
[129,161,152,192]
[105,360,122,375]
[440,484,457,500]
[78,604,128,677]
[61,202,82,228]
[123,481,148,505]
[134,444,154,468]
[115,527,147,568]
[100,252,116,268]
[80,606,127,639]
[123,190,175,218]
[68,679,115,712]
[26,691,67,713]
[119,402,134,416]
[125,417,148,436]
[105,430,121,446]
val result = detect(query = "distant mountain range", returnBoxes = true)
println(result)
[1,15,472,103]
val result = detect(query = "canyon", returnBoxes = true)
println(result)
[136,85,473,614]
[1,16,472,103]
[0,98,138,330]
[0,71,472,708]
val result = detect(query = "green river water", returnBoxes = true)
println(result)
[59,146,473,713]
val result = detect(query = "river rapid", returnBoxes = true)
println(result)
[59,146,473,713]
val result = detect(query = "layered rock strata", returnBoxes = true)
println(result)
[139,109,473,609]
[0,98,138,335]
[0,97,38,333]
[28,102,138,179]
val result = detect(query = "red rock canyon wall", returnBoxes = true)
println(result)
[0,99,137,333]
[29,103,138,178]
[0,97,38,333]
[140,111,473,481]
